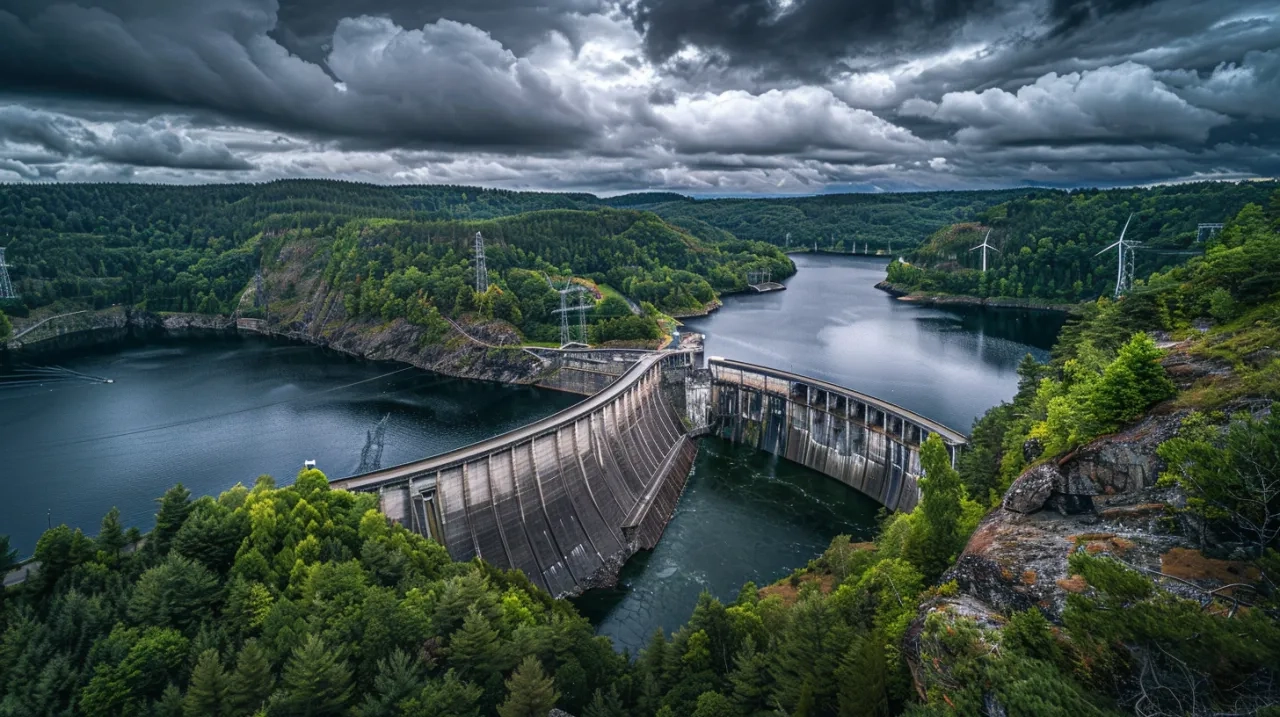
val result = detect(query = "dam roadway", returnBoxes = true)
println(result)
[330,351,966,597]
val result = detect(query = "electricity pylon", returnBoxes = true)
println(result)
[1095,213,1141,298]
[0,247,16,299]
[473,232,489,293]
[969,229,1000,272]
[546,275,591,347]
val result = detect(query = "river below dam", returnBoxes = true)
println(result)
[1,253,1062,654]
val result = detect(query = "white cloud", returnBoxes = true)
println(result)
[653,86,925,155]
[903,62,1230,145]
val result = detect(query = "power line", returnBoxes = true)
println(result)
[0,247,16,300]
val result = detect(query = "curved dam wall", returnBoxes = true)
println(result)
[705,358,966,513]
[330,352,698,598]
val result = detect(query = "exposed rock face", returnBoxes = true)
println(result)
[1002,463,1056,513]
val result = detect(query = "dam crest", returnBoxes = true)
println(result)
[329,349,966,597]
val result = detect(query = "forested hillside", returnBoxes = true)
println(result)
[607,189,1033,252]
[0,183,790,346]
[886,180,1280,303]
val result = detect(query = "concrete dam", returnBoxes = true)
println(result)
[330,351,966,597]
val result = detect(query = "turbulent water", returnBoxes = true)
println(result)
[0,336,580,557]
[1,254,1061,655]
[575,254,1063,652]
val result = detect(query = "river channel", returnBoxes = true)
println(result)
[1,254,1062,655]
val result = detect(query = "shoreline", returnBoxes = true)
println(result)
[874,281,1082,314]
[3,307,553,388]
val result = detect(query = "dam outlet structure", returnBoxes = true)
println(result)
[331,351,966,598]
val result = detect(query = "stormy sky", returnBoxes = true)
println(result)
[0,0,1277,193]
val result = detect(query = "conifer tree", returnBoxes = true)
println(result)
[97,507,126,559]
[152,484,192,553]
[227,639,274,717]
[727,638,773,715]
[497,656,559,717]
[185,649,230,716]
[582,686,626,717]
[448,608,506,683]
[273,635,352,717]
[915,434,966,578]
[836,632,889,717]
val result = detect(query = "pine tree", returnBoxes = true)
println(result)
[273,635,352,717]
[916,434,966,579]
[152,484,192,554]
[497,656,559,717]
[835,632,889,717]
[355,649,425,717]
[98,507,126,559]
[227,639,275,717]
[582,686,626,717]
[185,649,230,716]
[448,608,506,683]
[727,638,773,715]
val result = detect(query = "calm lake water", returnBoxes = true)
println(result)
[0,337,580,557]
[1,254,1062,655]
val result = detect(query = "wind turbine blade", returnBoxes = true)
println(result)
[1118,213,1133,243]
[988,246,1001,253]
[1095,240,1122,256]
[970,244,983,252]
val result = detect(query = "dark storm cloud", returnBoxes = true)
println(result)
[0,105,254,170]
[0,0,610,151]
[629,0,1005,79]
[272,0,608,65]
[0,0,1277,190]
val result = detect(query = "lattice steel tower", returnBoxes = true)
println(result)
[0,248,16,300]
[1095,213,1141,298]
[473,232,489,293]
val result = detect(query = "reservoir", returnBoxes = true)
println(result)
[1,254,1061,654]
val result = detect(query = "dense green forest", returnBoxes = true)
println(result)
[0,183,790,345]
[4,191,1278,715]
[608,189,1034,252]
[886,180,1280,303]
[0,181,1034,326]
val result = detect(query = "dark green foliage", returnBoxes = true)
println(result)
[0,310,10,341]
[184,648,230,716]
[497,656,559,717]
[610,188,1033,251]
[227,639,274,716]
[1159,406,1280,553]
[1063,554,1280,714]
[273,635,353,716]
[0,471,623,717]
[915,435,967,578]
[151,484,191,555]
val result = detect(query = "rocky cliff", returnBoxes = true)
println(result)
[906,342,1271,704]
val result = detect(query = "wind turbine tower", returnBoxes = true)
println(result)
[1095,213,1141,298]
[969,229,999,272]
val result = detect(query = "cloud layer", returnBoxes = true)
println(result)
[0,0,1276,192]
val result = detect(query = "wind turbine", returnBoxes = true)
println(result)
[969,229,999,272]
[1095,213,1139,298]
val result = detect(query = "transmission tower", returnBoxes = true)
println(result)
[473,232,489,293]
[0,248,16,300]
[546,275,591,347]
[1095,213,1142,298]
[968,229,1000,272]
[1196,223,1224,243]
[357,413,390,473]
